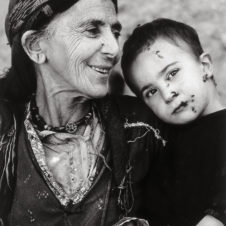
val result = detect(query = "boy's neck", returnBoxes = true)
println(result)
[202,86,225,116]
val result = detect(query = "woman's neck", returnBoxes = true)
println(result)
[35,69,91,127]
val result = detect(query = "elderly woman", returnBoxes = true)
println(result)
[0,0,167,225]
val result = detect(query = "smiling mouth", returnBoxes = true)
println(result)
[89,65,111,75]
[171,101,188,115]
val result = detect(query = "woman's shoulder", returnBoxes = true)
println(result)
[0,99,17,220]
[0,99,14,135]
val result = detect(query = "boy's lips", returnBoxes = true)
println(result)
[171,101,188,115]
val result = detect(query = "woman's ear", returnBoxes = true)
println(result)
[199,52,213,78]
[21,30,47,64]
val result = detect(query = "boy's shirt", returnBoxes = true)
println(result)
[167,109,226,226]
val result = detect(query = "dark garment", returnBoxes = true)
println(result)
[0,95,167,225]
[9,124,118,226]
[168,109,226,226]
[143,109,226,226]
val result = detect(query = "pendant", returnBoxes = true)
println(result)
[65,122,78,133]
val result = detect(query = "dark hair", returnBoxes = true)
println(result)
[121,18,204,95]
[1,0,118,104]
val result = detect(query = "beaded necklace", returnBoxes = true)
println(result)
[30,94,93,134]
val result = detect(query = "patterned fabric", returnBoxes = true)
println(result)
[113,217,149,226]
[0,115,16,189]
[5,0,118,45]
[5,0,79,45]
[6,0,52,44]
[24,103,105,206]
[8,0,49,32]
[0,95,168,225]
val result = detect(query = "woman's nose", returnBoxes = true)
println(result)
[100,29,119,60]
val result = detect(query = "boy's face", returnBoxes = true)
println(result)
[130,38,214,124]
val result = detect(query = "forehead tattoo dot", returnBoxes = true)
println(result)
[155,50,164,59]
[171,91,179,97]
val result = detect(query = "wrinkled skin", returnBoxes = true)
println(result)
[30,0,121,126]
[40,0,121,99]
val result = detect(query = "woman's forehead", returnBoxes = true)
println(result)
[71,0,117,18]
[52,0,119,28]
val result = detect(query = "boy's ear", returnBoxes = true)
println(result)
[199,52,213,77]
[21,30,47,64]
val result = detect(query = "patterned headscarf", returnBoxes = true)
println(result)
[5,0,118,46]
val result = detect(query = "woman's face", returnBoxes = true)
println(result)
[41,0,121,98]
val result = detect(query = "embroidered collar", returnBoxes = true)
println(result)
[30,94,93,134]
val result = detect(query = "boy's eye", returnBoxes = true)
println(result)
[166,69,179,80]
[144,88,158,98]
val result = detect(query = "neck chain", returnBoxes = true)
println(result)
[30,94,93,134]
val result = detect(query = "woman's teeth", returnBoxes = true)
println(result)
[91,66,110,74]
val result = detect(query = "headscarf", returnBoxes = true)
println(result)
[1,0,118,104]
[5,0,118,46]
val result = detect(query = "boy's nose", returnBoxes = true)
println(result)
[162,90,179,104]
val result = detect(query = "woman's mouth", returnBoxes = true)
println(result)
[89,65,111,75]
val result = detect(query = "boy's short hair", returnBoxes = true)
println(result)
[121,18,204,95]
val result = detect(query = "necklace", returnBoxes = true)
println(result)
[30,94,93,133]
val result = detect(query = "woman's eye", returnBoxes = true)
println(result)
[112,29,121,39]
[86,27,100,37]
[145,88,158,98]
[166,69,179,80]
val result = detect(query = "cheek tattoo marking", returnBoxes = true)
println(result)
[191,94,195,102]
[191,107,197,113]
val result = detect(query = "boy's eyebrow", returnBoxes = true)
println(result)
[159,61,179,75]
[141,83,153,94]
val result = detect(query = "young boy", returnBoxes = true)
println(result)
[121,18,226,226]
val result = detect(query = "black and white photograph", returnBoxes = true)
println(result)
[0,0,226,225]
